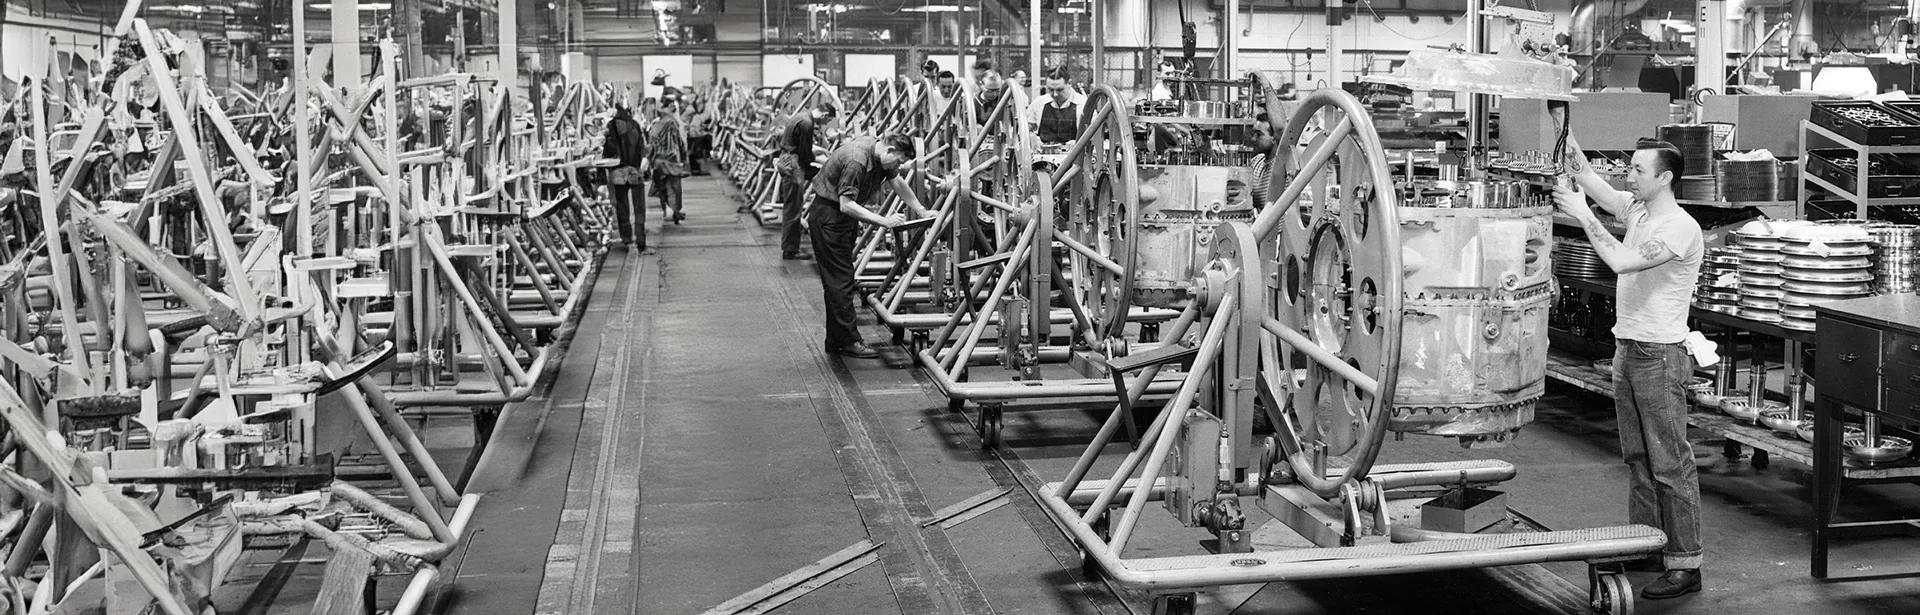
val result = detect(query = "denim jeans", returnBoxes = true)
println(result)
[1612,339,1704,569]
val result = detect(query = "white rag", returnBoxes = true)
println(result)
[1683,331,1720,368]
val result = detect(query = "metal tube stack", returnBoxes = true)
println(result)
[1869,223,1920,294]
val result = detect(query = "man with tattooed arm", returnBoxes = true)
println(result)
[1553,136,1706,601]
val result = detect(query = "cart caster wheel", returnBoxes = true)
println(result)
[1721,440,1743,461]
[979,404,1004,449]
[1090,509,1112,541]
[890,326,907,346]
[910,331,930,355]
[1152,593,1196,615]
[1080,549,1102,579]
[1752,448,1770,471]
[1590,573,1634,615]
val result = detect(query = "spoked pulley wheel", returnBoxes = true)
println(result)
[772,77,839,121]
[1253,89,1404,498]
[1059,85,1142,342]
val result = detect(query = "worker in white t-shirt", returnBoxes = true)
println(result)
[1554,135,1706,602]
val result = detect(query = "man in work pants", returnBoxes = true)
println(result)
[1554,135,1706,601]
[808,133,929,358]
[780,102,837,259]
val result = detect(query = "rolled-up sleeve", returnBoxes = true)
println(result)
[831,161,866,202]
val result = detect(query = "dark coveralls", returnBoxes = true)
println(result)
[808,136,890,351]
[780,113,820,256]
[601,113,650,248]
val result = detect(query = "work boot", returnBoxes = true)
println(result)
[1640,569,1701,599]
[782,252,813,260]
[833,342,880,359]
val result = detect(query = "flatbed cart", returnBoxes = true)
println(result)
[1035,86,1663,615]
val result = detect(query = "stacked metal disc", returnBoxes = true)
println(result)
[1658,124,1717,182]
[1694,246,1743,313]
[1869,223,1920,294]
[1554,237,1612,279]
[1717,159,1779,202]
[1677,175,1719,201]
[1733,226,1787,324]
[1778,222,1877,331]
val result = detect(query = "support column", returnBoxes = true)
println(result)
[1696,0,1727,93]
[397,0,424,78]
[1222,0,1237,77]
[1029,0,1041,96]
[1092,0,1104,83]
[1788,0,1814,60]
[1467,0,1485,155]
[332,0,361,87]
[500,0,519,91]
[1326,1,1345,86]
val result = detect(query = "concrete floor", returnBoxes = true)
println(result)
[430,172,1920,614]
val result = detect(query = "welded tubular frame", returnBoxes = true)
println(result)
[0,20,613,611]
[863,82,1023,334]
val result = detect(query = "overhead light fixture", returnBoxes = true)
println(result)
[310,3,395,10]
[902,4,972,11]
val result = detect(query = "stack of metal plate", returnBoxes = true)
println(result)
[1778,223,1878,331]
[1695,246,1743,314]
[1554,237,1612,279]
[1734,228,1787,324]
[1869,223,1920,294]
[1677,175,1719,201]
[1717,159,1779,202]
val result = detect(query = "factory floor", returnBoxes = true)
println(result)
[428,172,1920,614]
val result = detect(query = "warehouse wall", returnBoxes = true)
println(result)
[1,4,104,81]
[1134,0,1579,84]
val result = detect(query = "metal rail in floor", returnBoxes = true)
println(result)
[411,173,1920,615]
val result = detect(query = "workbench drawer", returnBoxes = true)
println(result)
[1885,388,1920,423]
[1885,331,1920,365]
[1818,317,1883,409]
[1884,363,1920,396]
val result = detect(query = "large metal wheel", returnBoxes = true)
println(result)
[962,86,1032,257]
[771,77,839,120]
[1060,85,1141,341]
[1254,89,1404,498]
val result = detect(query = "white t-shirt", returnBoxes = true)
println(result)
[1611,199,1703,344]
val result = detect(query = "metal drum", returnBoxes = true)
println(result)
[1130,165,1260,307]
[1389,205,1556,446]
[1870,224,1920,294]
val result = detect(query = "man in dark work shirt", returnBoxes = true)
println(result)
[809,133,931,358]
[779,102,837,259]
